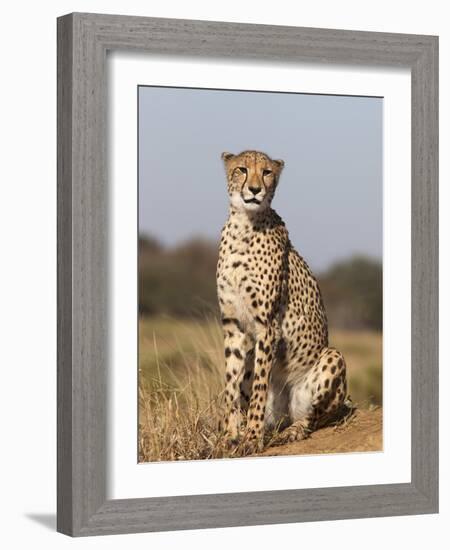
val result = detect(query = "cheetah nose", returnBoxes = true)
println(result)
[248,186,262,195]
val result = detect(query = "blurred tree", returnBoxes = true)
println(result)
[139,236,382,330]
[319,256,382,330]
[139,236,219,318]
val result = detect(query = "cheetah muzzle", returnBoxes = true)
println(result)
[216,150,348,451]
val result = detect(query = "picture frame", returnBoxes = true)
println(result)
[57,12,438,536]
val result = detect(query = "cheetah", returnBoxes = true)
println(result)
[216,150,348,452]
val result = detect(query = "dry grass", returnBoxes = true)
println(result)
[138,316,382,462]
[139,376,225,462]
[138,318,254,461]
[138,327,223,461]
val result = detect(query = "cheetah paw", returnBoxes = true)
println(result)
[270,424,310,447]
[239,431,264,455]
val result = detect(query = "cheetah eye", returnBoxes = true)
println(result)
[238,167,248,174]
[263,169,272,177]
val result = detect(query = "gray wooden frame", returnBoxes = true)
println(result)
[57,12,438,537]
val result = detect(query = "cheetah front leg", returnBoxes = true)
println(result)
[244,322,277,451]
[220,318,253,444]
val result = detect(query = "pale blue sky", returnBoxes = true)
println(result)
[139,86,382,272]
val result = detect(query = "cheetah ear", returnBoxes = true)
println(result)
[274,159,285,170]
[221,152,235,162]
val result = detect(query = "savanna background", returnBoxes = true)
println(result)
[138,86,383,462]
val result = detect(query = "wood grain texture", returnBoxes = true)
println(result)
[410,36,439,506]
[57,12,439,536]
[57,13,74,535]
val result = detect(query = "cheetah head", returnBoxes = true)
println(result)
[221,150,284,213]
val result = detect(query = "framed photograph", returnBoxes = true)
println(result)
[57,13,438,536]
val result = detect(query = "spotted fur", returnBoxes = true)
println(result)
[217,150,348,450]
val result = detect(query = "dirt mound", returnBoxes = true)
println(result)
[260,408,382,457]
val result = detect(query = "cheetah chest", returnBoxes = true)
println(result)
[217,248,256,329]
